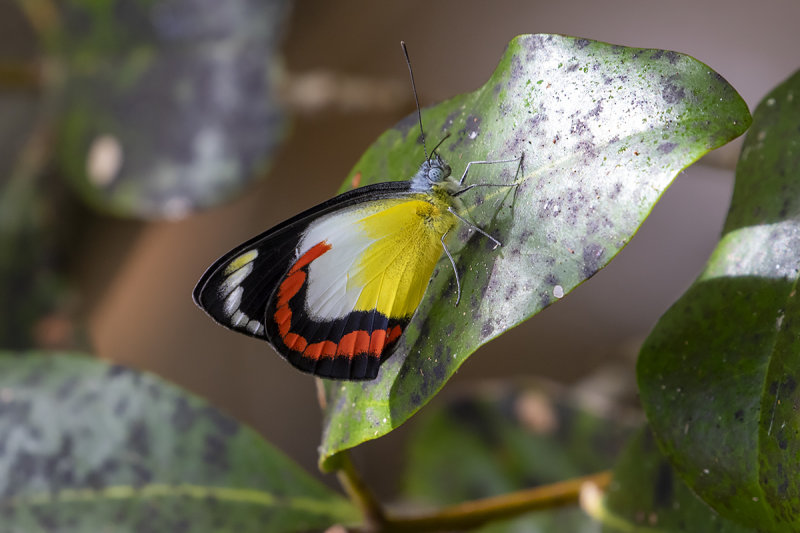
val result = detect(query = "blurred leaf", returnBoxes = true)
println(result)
[403,384,636,532]
[54,0,290,219]
[599,428,754,532]
[638,69,800,531]
[0,352,358,532]
[319,34,751,469]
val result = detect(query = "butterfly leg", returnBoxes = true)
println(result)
[447,207,502,248]
[441,229,462,305]
[458,154,524,186]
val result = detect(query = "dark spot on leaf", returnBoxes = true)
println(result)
[582,243,605,278]
[127,421,150,456]
[609,181,623,199]
[172,396,197,432]
[539,292,551,309]
[649,50,664,61]
[458,115,481,144]
[574,38,590,49]
[443,109,461,132]
[665,51,680,64]
[653,460,674,507]
[21,368,45,388]
[393,112,418,137]
[106,364,129,378]
[545,274,559,286]
[528,112,544,129]
[202,406,239,437]
[114,396,129,416]
[734,409,744,422]
[662,78,686,104]
[56,376,80,401]
[588,101,603,118]
[577,140,598,160]
[657,142,677,154]
[84,466,108,490]
[1,398,32,425]
[571,119,588,136]
[433,362,445,381]
[481,320,494,338]
[769,380,779,395]
[505,284,517,301]
[566,62,579,73]
[131,462,153,487]
[204,434,230,471]
[147,381,162,400]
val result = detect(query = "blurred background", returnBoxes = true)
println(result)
[2,0,798,499]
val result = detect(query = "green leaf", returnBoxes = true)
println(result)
[0,352,358,532]
[54,0,289,219]
[319,34,751,469]
[403,384,635,532]
[598,428,754,532]
[638,69,800,531]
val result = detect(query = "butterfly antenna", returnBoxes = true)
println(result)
[401,41,429,162]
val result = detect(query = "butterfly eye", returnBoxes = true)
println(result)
[428,167,443,182]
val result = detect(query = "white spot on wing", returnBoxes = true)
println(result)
[223,286,243,317]
[246,320,264,335]
[220,263,254,297]
[231,310,248,327]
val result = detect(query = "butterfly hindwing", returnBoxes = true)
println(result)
[264,194,458,379]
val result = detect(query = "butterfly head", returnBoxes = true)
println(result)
[411,153,452,191]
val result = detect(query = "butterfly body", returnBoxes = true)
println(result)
[193,154,469,380]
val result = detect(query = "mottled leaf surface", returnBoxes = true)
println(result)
[600,428,754,532]
[637,70,800,531]
[56,0,289,219]
[403,384,635,532]
[0,353,357,532]
[319,34,750,469]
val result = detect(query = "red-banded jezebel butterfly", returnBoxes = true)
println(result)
[193,42,521,380]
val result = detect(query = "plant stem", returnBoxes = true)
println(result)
[341,470,611,533]
[334,452,387,532]
[382,470,611,531]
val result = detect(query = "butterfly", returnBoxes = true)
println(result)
[193,43,521,380]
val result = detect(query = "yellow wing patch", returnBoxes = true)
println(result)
[351,195,457,317]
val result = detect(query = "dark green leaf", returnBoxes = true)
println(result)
[55,0,289,219]
[0,352,358,532]
[319,34,751,469]
[403,384,635,532]
[599,428,754,532]
[638,69,800,531]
